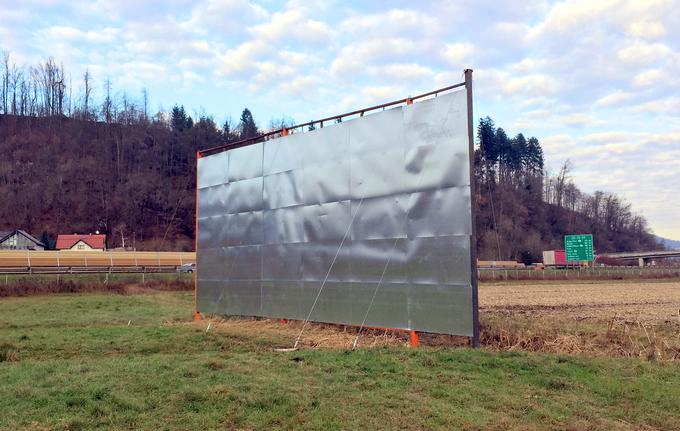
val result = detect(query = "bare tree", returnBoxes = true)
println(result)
[83,69,92,120]
[2,51,10,114]
[102,78,112,123]
[554,159,572,208]
[142,87,149,123]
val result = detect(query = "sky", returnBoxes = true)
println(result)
[1,0,679,240]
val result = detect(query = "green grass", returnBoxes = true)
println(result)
[1,292,680,430]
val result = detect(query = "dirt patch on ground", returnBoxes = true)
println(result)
[479,281,680,324]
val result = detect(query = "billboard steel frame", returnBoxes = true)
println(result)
[194,70,479,348]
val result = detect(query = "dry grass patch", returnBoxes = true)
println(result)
[192,316,409,350]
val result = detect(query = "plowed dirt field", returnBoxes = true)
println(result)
[479,280,680,324]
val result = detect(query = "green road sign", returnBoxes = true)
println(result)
[565,234,594,261]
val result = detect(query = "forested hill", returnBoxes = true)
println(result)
[0,112,660,259]
[0,54,659,257]
[0,111,226,251]
[473,118,660,262]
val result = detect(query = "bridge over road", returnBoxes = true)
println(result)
[600,250,680,267]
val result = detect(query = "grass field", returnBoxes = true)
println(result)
[2,285,680,430]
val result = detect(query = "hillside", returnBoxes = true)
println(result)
[0,114,220,250]
[656,236,680,250]
[0,113,659,258]
[474,117,660,262]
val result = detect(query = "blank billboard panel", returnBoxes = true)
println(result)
[197,88,475,336]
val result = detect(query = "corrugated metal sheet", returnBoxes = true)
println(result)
[196,89,475,336]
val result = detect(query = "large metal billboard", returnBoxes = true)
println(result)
[196,80,477,339]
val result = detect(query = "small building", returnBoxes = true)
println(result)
[0,229,45,250]
[55,233,106,251]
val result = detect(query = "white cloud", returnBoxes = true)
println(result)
[626,20,667,39]
[632,68,663,87]
[630,97,680,114]
[217,41,271,77]
[561,113,603,127]
[595,91,633,108]
[373,63,433,81]
[442,43,475,67]
[251,9,331,44]
[617,40,670,64]
[187,0,268,35]
[360,85,404,104]
[340,9,439,38]
[502,74,560,97]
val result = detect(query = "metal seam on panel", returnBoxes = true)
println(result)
[352,92,467,346]
[293,196,365,349]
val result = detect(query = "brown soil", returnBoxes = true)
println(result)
[479,281,680,324]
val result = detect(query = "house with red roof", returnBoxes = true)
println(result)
[55,233,107,251]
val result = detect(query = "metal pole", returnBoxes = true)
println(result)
[464,69,480,348]
[194,151,201,321]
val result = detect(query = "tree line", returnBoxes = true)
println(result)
[474,117,659,262]
[0,52,661,257]
[0,52,266,251]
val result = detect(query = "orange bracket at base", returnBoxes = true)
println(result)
[409,330,419,348]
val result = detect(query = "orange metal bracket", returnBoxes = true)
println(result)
[409,331,419,348]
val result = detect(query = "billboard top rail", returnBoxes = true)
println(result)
[197,77,468,158]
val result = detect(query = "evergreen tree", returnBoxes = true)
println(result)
[222,118,233,141]
[495,127,511,181]
[510,133,527,173]
[171,105,188,132]
[527,137,544,175]
[238,108,258,139]
[477,116,498,183]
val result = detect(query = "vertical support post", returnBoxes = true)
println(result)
[194,151,201,322]
[409,330,419,348]
[465,69,480,349]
